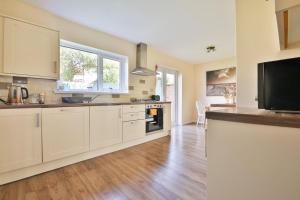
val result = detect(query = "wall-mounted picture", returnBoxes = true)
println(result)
[206,67,236,96]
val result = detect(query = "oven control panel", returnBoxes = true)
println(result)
[145,104,163,109]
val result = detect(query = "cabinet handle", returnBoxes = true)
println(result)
[36,113,40,128]
[60,109,70,112]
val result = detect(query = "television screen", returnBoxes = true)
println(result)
[258,57,300,111]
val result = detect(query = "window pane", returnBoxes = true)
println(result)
[59,46,98,91]
[156,71,163,98]
[166,73,175,85]
[103,58,120,90]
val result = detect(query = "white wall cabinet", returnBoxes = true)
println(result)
[0,108,42,173]
[90,106,122,150]
[42,107,89,162]
[3,17,59,79]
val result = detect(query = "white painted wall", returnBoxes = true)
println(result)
[194,57,237,106]
[236,0,300,107]
[275,0,300,11]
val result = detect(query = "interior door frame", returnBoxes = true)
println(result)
[157,66,179,126]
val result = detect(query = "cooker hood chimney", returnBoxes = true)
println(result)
[131,43,156,76]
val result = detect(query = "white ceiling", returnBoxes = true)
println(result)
[22,0,236,64]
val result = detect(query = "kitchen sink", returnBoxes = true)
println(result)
[62,97,92,104]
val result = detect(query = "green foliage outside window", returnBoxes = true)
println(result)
[58,43,126,91]
[60,47,97,82]
[103,58,120,88]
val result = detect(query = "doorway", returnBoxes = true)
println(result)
[156,67,178,126]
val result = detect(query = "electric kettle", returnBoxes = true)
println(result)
[7,85,29,104]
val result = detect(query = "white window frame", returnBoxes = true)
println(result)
[57,40,128,94]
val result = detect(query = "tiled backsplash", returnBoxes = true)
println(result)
[0,75,156,103]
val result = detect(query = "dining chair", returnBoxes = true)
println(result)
[196,101,206,126]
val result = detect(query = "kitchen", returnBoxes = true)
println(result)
[0,0,202,198]
[0,0,240,199]
[0,15,172,184]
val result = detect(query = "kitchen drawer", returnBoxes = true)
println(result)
[123,111,145,122]
[123,104,145,113]
[123,120,146,142]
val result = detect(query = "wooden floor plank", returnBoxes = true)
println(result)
[0,125,207,200]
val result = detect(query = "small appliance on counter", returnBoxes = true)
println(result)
[7,85,29,104]
[62,96,92,104]
[130,95,161,103]
[145,103,164,134]
[151,95,160,101]
[28,93,45,104]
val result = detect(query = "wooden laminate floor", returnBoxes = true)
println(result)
[0,125,207,200]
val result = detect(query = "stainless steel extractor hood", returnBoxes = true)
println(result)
[131,43,156,76]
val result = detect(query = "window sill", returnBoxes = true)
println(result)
[54,90,129,95]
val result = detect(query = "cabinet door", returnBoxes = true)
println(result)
[90,106,122,150]
[164,104,171,132]
[3,18,59,79]
[123,120,146,142]
[0,108,42,173]
[42,107,89,162]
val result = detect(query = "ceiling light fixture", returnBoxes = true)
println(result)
[206,45,216,53]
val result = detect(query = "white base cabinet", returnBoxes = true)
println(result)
[122,104,146,142]
[164,103,172,132]
[42,107,90,162]
[0,103,170,185]
[90,106,122,150]
[0,108,42,173]
[123,120,146,142]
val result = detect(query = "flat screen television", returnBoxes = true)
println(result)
[258,57,300,111]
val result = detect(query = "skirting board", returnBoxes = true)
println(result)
[0,131,169,185]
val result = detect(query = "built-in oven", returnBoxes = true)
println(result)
[145,104,164,134]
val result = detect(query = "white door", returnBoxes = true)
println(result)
[3,18,59,79]
[156,68,178,126]
[42,107,89,162]
[0,108,42,173]
[90,106,122,150]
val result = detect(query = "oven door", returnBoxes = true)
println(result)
[146,108,164,133]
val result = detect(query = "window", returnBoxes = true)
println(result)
[57,40,128,93]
